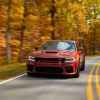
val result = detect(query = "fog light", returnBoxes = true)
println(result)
[32,67,36,72]
[65,65,73,73]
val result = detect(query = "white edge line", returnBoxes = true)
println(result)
[0,73,26,85]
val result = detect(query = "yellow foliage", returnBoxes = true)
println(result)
[10,40,20,47]
[46,26,54,31]
[12,51,19,56]
[56,0,66,6]
[0,35,6,47]
[41,36,50,41]
[10,6,24,15]
[47,17,52,21]
[11,0,23,5]
[26,15,39,21]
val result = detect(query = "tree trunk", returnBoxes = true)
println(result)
[5,32,12,63]
[50,0,56,39]
[5,0,12,63]
[18,31,24,62]
[18,0,26,62]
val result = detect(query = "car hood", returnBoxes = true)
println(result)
[31,50,77,58]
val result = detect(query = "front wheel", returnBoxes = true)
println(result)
[80,61,85,71]
[27,72,32,76]
[74,67,80,78]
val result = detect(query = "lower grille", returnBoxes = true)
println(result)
[35,67,63,73]
[65,65,73,73]
[35,58,65,63]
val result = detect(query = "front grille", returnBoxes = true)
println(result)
[35,57,65,63]
[35,67,63,73]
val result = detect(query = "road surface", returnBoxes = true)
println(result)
[0,56,100,100]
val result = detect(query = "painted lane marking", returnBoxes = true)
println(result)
[0,73,26,85]
[86,66,95,100]
[96,64,100,100]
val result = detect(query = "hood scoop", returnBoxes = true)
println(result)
[45,51,58,53]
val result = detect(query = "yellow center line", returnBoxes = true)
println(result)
[86,66,95,100]
[96,63,100,100]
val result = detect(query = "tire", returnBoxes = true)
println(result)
[74,67,80,78]
[80,61,85,71]
[27,72,32,76]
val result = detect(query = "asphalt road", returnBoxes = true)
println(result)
[0,56,100,100]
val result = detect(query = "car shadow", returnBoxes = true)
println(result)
[27,73,78,80]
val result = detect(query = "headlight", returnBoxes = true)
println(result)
[28,56,35,62]
[65,57,76,62]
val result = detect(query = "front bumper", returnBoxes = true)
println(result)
[27,61,79,76]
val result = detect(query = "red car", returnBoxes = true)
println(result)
[27,40,85,78]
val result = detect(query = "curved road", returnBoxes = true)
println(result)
[0,56,100,100]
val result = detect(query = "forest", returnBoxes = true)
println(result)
[0,0,100,64]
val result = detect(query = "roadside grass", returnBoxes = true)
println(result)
[0,63,26,80]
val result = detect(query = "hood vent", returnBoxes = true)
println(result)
[45,51,58,53]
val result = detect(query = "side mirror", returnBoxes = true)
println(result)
[79,47,84,51]
[78,47,84,54]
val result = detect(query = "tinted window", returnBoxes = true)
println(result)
[41,41,76,51]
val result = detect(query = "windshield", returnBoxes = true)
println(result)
[41,41,76,51]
